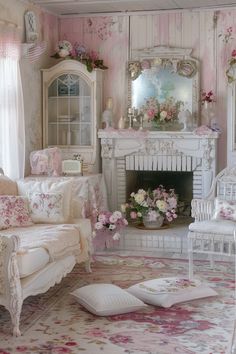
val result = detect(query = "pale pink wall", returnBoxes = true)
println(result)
[58,9,236,171]
[59,16,129,121]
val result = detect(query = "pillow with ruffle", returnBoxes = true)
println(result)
[0,195,33,230]
[212,198,236,221]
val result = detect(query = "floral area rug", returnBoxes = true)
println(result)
[0,255,235,354]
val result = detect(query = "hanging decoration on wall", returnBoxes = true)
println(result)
[226,49,236,83]
[51,40,108,72]
[23,11,47,62]
[26,41,47,63]
[24,11,38,43]
[85,17,117,40]
[218,26,234,43]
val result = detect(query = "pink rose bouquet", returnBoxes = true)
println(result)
[94,210,128,240]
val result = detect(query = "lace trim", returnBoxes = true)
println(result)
[0,238,7,294]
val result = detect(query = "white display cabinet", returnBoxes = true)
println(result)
[42,60,103,173]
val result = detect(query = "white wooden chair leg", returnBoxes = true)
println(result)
[188,251,194,279]
[209,254,214,268]
[85,259,92,273]
[188,237,194,279]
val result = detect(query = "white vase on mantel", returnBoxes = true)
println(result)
[202,101,215,127]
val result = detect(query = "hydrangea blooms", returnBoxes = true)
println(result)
[94,210,128,240]
[122,186,178,224]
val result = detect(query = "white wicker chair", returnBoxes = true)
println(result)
[188,166,236,278]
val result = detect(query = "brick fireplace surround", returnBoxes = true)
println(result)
[98,129,219,211]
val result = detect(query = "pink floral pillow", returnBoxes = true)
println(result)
[28,192,64,223]
[212,198,236,221]
[0,196,33,230]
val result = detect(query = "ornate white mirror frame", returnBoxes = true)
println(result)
[127,46,200,130]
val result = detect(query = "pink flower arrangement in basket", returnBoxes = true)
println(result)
[94,210,128,240]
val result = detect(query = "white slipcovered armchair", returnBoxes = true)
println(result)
[188,166,236,278]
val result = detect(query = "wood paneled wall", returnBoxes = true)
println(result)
[59,9,236,170]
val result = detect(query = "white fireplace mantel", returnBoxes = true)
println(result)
[98,129,219,210]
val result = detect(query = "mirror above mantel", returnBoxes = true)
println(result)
[127,46,200,131]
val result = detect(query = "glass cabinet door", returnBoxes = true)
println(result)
[47,74,91,147]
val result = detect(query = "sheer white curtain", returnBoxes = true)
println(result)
[0,25,25,180]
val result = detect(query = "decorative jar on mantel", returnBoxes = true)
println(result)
[201,101,215,127]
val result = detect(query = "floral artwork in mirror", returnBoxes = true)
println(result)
[128,46,200,131]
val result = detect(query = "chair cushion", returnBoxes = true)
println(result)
[189,219,236,235]
[17,247,50,278]
[212,198,236,221]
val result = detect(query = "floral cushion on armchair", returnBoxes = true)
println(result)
[212,198,236,221]
[0,195,33,230]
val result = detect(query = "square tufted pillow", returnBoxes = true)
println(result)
[0,195,33,230]
[212,198,236,221]
[126,277,218,308]
[28,192,64,223]
[17,178,73,223]
[71,284,147,316]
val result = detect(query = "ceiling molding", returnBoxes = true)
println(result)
[30,0,236,16]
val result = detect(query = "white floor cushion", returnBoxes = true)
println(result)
[71,283,147,316]
[17,247,50,278]
[126,277,218,308]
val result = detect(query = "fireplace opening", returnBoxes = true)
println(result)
[126,171,193,217]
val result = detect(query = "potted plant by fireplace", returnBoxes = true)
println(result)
[121,185,178,229]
